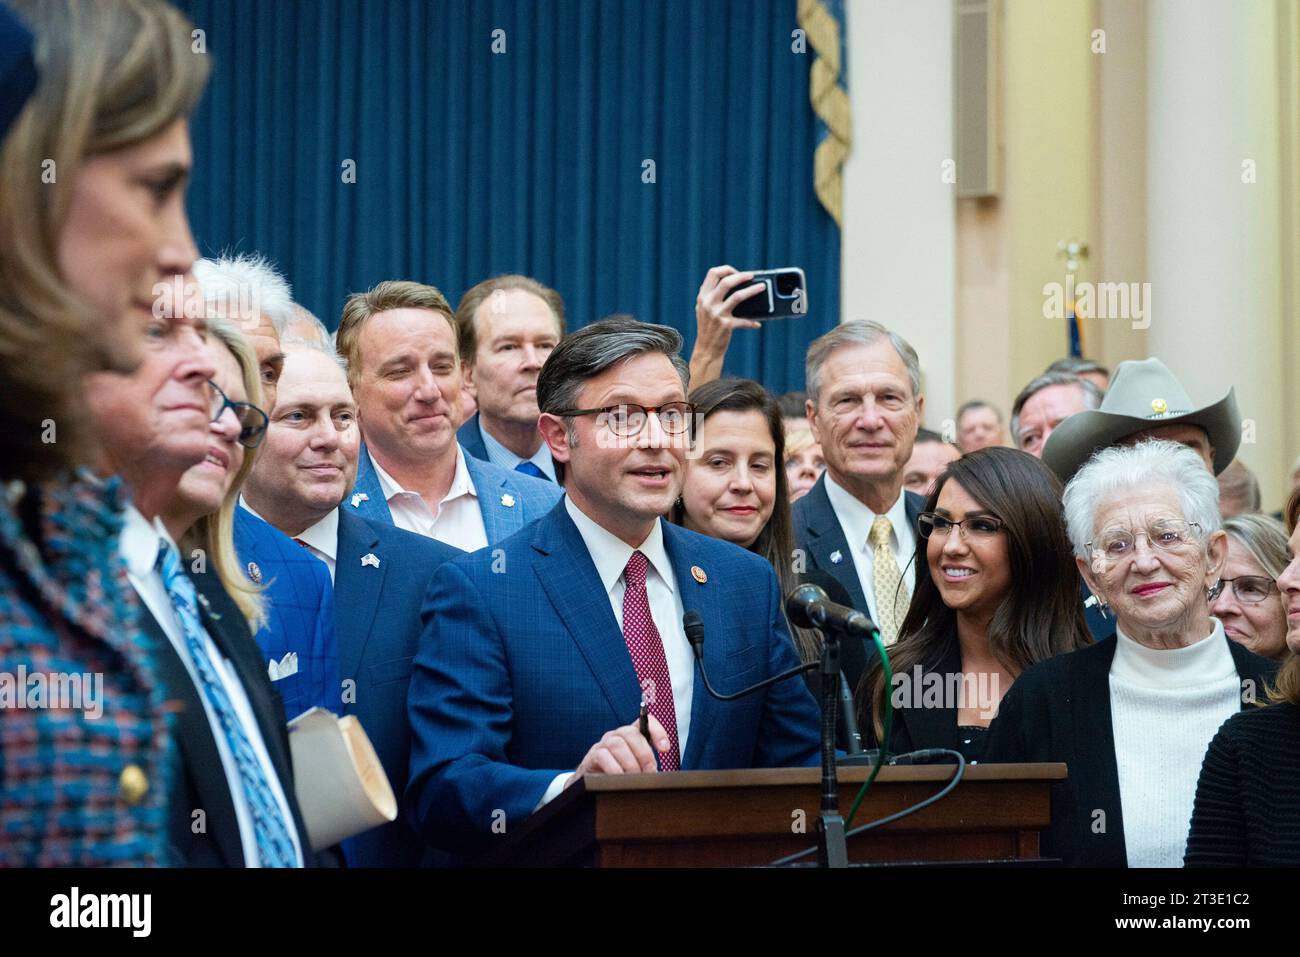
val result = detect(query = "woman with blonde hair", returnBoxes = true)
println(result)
[1210,513,1291,661]
[160,318,269,632]
[1185,488,1300,866]
[0,0,210,865]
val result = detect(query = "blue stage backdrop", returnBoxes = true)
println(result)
[177,0,840,392]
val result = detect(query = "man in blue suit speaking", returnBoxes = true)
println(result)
[406,317,821,855]
[241,345,462,866]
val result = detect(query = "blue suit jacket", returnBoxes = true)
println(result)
[791,474,924,694]
[332,509,461,867]
[347,442,561,545]
[456,413,490,463]
[405,499,822,854]
[233,509,339,721]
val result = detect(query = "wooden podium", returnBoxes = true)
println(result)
[479,763,1065,867]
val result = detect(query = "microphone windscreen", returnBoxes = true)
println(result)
[797,568,857,612]
[784,583,828,629]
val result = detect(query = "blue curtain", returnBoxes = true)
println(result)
[177,0,840,393]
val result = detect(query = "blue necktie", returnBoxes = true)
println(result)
[156,541,298,867]
[514,460,548,481]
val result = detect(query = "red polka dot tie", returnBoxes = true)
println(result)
[622,551,680,771]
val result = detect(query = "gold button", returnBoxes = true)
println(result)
[119,764,148,805]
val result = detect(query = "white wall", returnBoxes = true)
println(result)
[840,0,957,431]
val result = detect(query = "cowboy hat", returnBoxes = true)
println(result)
[1041,357,1240,481]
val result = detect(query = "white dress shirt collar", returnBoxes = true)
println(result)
[823,472,910,552]
[563,495,676,596]
[297,508,339,563]
[121,504,174,577]
[371,444,478,505]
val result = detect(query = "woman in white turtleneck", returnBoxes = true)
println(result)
[984,440,1277,867]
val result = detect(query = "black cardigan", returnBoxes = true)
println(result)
[982,633,1277,867]
[869,643,965,757]
[1185,700,1300,866]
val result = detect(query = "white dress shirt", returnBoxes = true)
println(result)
[120,506,304,867]
[823,473,917,626]
[239,499,338,581]
[538,497,693,807]
[480,422,556,481]
[370,445,488,552]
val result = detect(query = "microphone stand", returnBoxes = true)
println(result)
[815,630,848,868]
[685,613,848,868]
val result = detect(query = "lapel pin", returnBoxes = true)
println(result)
[246,561,262,584]
[361,553,380,569]
[830,550,843,565]
[500,493,516,508]
[350,492,369,508]
[690,565,707,584]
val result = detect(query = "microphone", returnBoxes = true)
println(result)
[785,583,876,637]
[684,609,706,661]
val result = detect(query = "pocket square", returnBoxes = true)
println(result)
[267,651,299,681]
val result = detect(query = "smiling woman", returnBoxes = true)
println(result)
[862,447,1091,761]
[985,440,1279,867]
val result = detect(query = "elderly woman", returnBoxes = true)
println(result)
[0,0,209,865]
[1185,489,1300,866]
[984,440,1276,867]
[1210,513,1291,661]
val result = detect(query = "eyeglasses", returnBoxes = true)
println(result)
[1087,520,1201,559]
[554,402,696,437]
[917,512,1006,540]
[206,380,269,449]
[1217,575,1278,604]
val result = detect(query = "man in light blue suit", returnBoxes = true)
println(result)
[335,279,559,548]
[407,318,820,856]
[242,347,463,866]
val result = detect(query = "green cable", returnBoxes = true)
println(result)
[843,631,891,830]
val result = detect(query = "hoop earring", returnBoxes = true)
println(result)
[1207,580,1224,602]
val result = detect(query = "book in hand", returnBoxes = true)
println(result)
[287,708,398,851]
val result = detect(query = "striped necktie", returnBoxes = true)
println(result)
[155,541,297,867]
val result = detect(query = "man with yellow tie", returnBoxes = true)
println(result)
[793,321,927,696]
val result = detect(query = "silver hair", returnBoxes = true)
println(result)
[536,316,689,418]
[284,302,332,348]
[1221,513,1290,581]
[804,320,921,405]
[281,336,347,374]
[1010,372,1102,446]
[1062,439,1223,560]
[193,254,295,334]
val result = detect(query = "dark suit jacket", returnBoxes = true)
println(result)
[144,566,315,867]
[406,500,822,856]
[333,509,461,866]
[791,475,924,695]
[871,642,965,756]
[982,633,1277,867]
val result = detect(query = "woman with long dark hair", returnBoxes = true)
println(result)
[862,446,1091,761]
[670,378,821,662]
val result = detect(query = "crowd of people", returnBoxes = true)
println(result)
[2,0,1298,869]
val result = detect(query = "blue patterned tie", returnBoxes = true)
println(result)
[155,541,298,867]
[514,460,548,481]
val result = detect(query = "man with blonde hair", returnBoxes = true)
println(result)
[336,280,559,551]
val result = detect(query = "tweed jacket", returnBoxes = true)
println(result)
[0,474,173,866]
